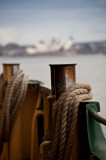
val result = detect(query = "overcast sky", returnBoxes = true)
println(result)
[0,0,106,45]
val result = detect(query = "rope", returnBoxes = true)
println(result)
[0,69,29,147]
[43,83,93,160]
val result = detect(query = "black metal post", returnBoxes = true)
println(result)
[49,64,76,100]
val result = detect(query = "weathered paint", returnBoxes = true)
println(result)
[49,64,76,100]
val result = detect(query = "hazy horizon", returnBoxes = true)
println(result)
[0,0,106,45]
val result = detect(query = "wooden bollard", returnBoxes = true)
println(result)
[1,64,20,160]
[3,64,20,83]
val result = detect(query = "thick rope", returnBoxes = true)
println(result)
[0,74,7,149]
[0,70,29,146]
[43,83,92,160]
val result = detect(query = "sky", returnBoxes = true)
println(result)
[0,0,106,45]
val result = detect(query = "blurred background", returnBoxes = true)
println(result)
[0,0,106,134]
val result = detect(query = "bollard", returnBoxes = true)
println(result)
[3,63,20,83]
[1,64,20,160]
[49,64,76,100]
[49,64,90,160]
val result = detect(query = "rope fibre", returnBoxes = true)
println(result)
[0,69,29,147]
[43,83,93,160]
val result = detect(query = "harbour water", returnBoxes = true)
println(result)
[0,54,106,136]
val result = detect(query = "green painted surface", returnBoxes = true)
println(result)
[86,102,106,160]
[29,80,44,85]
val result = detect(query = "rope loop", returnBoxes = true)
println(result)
[0,69,29,146]
[43,83,92,160]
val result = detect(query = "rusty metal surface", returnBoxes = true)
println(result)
[49,64,76,100]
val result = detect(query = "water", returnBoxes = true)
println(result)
[0,54,106,136]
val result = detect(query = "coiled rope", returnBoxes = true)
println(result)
[43,83,93,160]
[0,69,29,148]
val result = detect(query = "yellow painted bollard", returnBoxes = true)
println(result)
[1,64,40,160]
[3,63,20,83]
[1,64,21,160]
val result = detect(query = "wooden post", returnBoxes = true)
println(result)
[1,64,20,160]
[3,64,20,83]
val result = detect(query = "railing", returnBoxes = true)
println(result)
[88,107,106,126]
[86,103,106,160]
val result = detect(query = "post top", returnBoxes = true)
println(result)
[3,63,20,66]
[49,64,76,67]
